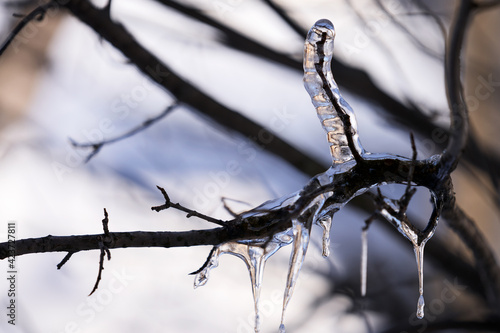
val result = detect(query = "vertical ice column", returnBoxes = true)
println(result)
[303,19,364,164]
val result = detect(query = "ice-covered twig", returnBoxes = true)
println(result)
[303,19,364,164]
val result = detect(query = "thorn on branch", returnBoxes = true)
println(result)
[152,186,227,227]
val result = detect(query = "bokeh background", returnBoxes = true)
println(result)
[0,0,499,332]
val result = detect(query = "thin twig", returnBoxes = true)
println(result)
[440,0,474,174]
[399,133,418,216]
[261,0,306,36]
[189,245,218,275]
[89,237,109,296]
[375,0,443,59]
[102,208,110,236]
[56,251,77,269]
[0,1,56,56]
[70,102,179,163]
[89,208,113,296]
[152,186,227,226]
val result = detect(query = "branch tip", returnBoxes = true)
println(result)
[57,251,76,270]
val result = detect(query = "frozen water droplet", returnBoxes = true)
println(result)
[317,214,333,257]
[417,294,425,319]
[193,247,221,288]
[280,219,311,329]
[360,228,368,297]
[279,323,286,333]
[414,242,426,319]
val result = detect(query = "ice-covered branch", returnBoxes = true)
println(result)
[1,3,499,330]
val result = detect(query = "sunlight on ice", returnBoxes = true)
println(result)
[194,230,293,333]
[194,247,221,288]
[417,294,425,319]
[380,200,438,319]
[280,219,311,331]
[414,242,426,319]
[317,214,333,257]
[360,228,368,297]
[303,19,364,164]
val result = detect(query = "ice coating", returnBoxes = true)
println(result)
[361,228,368,297]
[194,230,293,333]
[379,200,438,319]
[280,218,311,332]
[191,17,440,331]
[303,19,364,163]
[417,294,425,319]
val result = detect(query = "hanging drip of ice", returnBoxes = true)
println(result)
[279,217,312,333]
[303,19,364,164]
[360,227,368,297]
[415,241,426,319]
[317,214,333,257]
[306,191,334,258]
[194,246,221,288]
[194,229,293,333]
[379,202,438,319]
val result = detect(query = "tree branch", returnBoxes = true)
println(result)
[0,155,446,261]
[440,0,474,175]
[0,0,56,56]
[61,0,325,176]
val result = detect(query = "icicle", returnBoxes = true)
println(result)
[194,246,221,288]
[414,242,425,319]
[280,219,311,331]
[417,294,425,319]
[380,204,438,319]
[317,214,332,257]
[303,19,364,164]
[194,230,293,333]
[360,228,368,297]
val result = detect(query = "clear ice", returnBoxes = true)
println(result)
[191,18,406,332]
[360,228,368,297]
[303,19,364,164]
[280,218,311,331]
[379,199,438,319]
[194,229,293,333]
[317,213,333,258]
